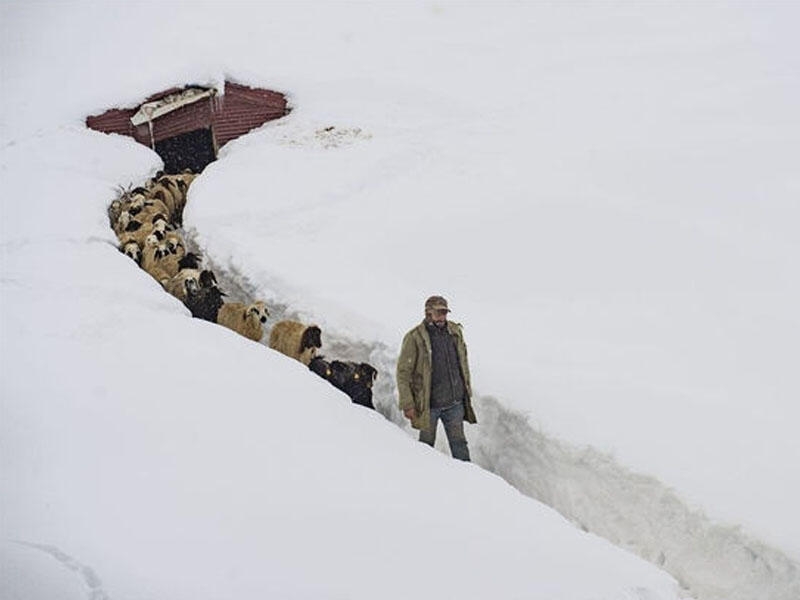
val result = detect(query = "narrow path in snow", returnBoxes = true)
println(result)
[196,240,799,600]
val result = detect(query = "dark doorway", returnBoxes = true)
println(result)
[154,128,216,173]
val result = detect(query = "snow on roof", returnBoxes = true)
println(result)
[130,86,216,126]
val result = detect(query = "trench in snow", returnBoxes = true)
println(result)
[188,233,799,600]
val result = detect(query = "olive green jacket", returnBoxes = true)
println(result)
[396,320,477,430]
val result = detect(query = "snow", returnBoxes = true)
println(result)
[2,2,799,599]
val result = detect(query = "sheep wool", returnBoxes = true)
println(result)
[268,320,322,365]
[164,268,201,302]
[216,301,270,342]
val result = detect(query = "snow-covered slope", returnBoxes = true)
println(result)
[2,2,799,599]
[0,128,683,599]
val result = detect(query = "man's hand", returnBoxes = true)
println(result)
[403,406,416,420]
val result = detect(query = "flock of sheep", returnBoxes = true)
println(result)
[109,171,378,409]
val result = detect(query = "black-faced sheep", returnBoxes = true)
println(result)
[309,357,378,409]
[116,213,170,249]
[216,300,270,342]
[184,271,225,322]
[268,320,322,366]
[178,252,202,270]
[110,187,148,222]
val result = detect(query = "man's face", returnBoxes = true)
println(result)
[430,308,449,327]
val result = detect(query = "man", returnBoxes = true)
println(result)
[396,295,477,461]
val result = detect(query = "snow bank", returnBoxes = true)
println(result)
[2,1,799,599]
[1,98,681,600]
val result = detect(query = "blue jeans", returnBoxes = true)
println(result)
[419,401,471,461]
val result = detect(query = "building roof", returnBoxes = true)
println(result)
[86,81,290,159]
[130,87,216,126]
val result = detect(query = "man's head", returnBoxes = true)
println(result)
[424,295,450,327]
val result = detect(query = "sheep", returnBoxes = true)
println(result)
[168,172,196,208]
[178,252,202,270]
[141,232,185,284]
[329,360,378,409]
[268,320,323,366]
[184,270,226,322]
[115,210,171,250]
[108,199,125,228]
[163,231,185,256]
[147,176,186,226]
[165,268,200,302]
[125,192,148,217]
[111,186,148,219]
[136,197,172,224]
[119,239,142,265]
[112,211,133,237]
[216,300,270,342]
[309,357,378,409]
[140,238,170,282]
[109,186,144,226]
[175,169,198,186]
[163,254,204,302]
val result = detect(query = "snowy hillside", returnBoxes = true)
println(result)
[2,2,799,600]
[1,132,684,600]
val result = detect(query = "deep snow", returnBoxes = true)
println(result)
[2,2,799,599]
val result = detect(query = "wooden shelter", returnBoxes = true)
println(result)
[86,82,289,173]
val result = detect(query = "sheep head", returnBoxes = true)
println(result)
[128,196,145,215]
[184,277,199,295]
[116,211,131,230]
[163,233,185,259]
[300,325,322,352]
[247,301,270,324]
[121,241,142,264]
[178,253,202,270]
[144,231,163,247]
